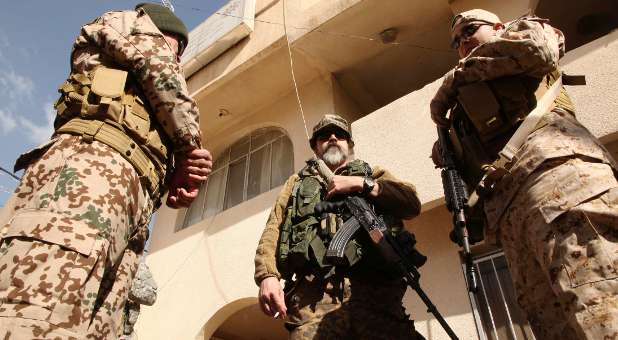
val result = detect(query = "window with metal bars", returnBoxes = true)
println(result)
[178,127,294,230]
[468,251,537,340]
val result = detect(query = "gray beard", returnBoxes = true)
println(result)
[322,145,347,167]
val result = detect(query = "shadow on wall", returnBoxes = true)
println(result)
[403,205,475,320]
[200,297,287,340]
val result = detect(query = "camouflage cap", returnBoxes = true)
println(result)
[136,3,189,53]
[309,114,353,148]
[451,9,502,32]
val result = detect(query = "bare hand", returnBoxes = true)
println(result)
[165,148,213,209]
[166,171,200,209]
[430,69,457,128]
[258,277,287,319]
[180,148,213,184]
[325,175,363,199]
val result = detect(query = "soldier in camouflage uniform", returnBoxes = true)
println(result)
[430,9,618,339]
[255,114,425,339]
[0,3,212,339]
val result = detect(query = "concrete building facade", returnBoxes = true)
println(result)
[136,0,618,339]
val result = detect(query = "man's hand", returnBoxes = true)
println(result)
[325,175,363,199]
[182,149,213,185]
[430,68,457,128]
[258,277,287,319]
[166,148,213,209]
[431,140,444,168]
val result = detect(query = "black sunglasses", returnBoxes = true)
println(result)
[450,23,487,49]
[315,129,348,141]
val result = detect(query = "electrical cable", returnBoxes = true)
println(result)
[174,3,453,53]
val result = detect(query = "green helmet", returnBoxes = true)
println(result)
[136,2,189,54]
[309,114,353,148]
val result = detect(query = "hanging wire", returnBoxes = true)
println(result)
[175,3,452,53]
[160,0,175,12]
[281,0,310,141]
[0,166,20,181]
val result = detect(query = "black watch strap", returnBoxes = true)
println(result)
[361,176,375,196]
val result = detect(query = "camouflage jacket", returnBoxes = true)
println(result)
[254,163,421,284]
[72,9,201,152]
[430,17,618,233]
[431,16,565,118]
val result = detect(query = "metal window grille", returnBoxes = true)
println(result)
[179,127,294,230]
[468,251,537,340]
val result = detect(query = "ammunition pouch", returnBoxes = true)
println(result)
[53,66,171,200]
[456,70,573,147]
[451,70,575,190]
[277,160,375,279]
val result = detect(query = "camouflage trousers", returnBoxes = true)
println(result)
[285,275,424,340]
[497,158,618,339]
[0,134,153,339]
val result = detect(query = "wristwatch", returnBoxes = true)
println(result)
[361,176,376,196]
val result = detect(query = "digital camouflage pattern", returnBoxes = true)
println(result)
[0,135,152,339]
[432,14,618,338]
[431,16,565,119]
[286,276,423,340]
[73,9,201,152]
[499,164,618,339]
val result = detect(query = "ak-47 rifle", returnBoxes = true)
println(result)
[437,127,478,294]
[309,158,460,340]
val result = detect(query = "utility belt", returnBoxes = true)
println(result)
[53,66,171,199]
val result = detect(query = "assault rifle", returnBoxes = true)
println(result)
[310,158,459,340]
[437,127,478,294]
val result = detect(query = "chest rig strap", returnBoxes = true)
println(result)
[53,66,169,199]
[468,75,563,206]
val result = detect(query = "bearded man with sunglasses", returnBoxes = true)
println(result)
[254,114,425,339]
[0,3,212,338]
[430,9,618,339]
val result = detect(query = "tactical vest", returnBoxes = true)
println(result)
[449,69,575,188]
[277,159,404,280]
[52,66,172,202]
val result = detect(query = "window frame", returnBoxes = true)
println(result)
[465,250,537,340]
[178,127,293,230]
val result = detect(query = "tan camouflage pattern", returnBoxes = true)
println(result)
[432,13,618,339]
[73,9,201,152]
[286,276,424,340]
[431,17,565,118]
[254,165,421,284]
[0,134,152,339]
[484,109,618,230]
[451,9,501,30]
[498,169,618,339]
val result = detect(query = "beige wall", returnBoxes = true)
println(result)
[403,206,479,339]
[561,29,618,144]
[140,1,618,339]
[138,73,360,340]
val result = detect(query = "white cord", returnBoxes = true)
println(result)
[282,0,310,141]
